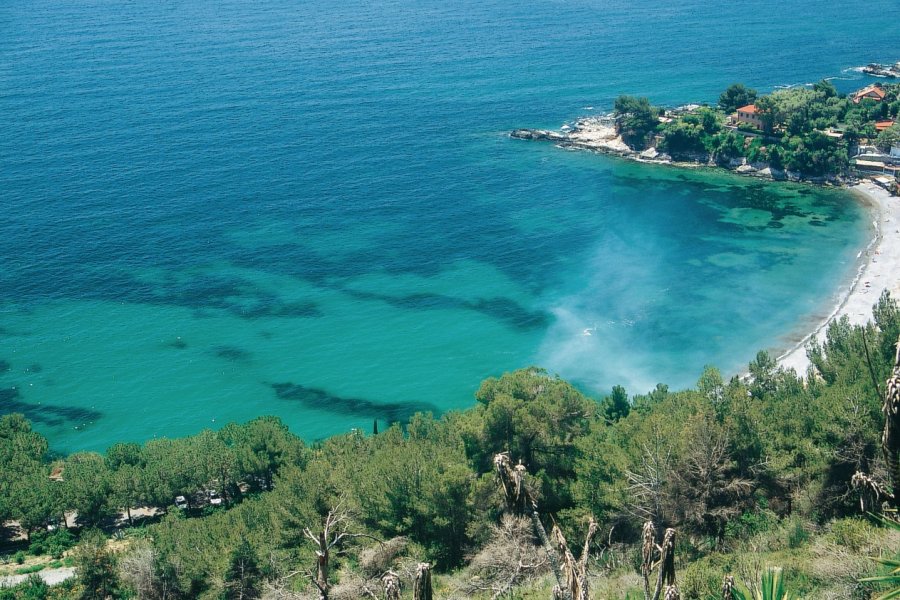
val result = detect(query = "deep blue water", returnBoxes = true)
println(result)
[0,0,895,451]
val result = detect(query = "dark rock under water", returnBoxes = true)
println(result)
[271,382,437,424]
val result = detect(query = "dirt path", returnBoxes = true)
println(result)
[0,566,75,588]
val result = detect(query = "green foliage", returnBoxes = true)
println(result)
[462,367,596,515]
[8,463,60,540]
[0,574,50,600]
[63,453,113,528]
[780,131,848,176]
[28,529,76,558]
[813,79,838,99]
[707,131,745,164]
[732,567,795,600]
[719,83,758,114]
[784,516,809,549]
[860,516,900,600]
[0,414,50,526]
[876,124,900,153]
[828,517,876,553]
[572,420,629,522]
[14,565,45,575]
[659,107,723,156]
[223,540,262,600]
[601,384,630,423]
[73,529,119,600]
[649,81,900,176]
[14,551,25,565]
[614,95,660,150]
[219,416,306,492]
[681,558,727,600]
[725,508,778,541]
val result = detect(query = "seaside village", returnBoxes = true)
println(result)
[728,82,900,194]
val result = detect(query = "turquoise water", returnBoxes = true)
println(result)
[0,0,893,452]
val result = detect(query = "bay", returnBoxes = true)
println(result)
[0,0,892,451]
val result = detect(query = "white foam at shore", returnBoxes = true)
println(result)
[778,182,900,374]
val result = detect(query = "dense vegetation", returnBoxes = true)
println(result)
[613,81,900,177]
[2,292,900,599]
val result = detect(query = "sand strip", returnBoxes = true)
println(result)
[778,181,900,374]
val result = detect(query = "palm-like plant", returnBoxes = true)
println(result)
[729,568,794,600]
[860,516,900,600]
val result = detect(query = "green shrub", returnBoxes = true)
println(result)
[21,574,49,600]
[725,508,778,540]
[828,518,874,553]
[14,551,25,565]
[785,517,809,549]
[680,560,723,599]
[14,564,45,575]
[29,528,76,559]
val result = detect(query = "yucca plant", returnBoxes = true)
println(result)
[859,515,900,600]
[728,567,794,600]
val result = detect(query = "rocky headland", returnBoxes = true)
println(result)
[510,116,849,185]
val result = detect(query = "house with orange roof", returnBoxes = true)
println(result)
[875,120,896,132]
[735,104,763,130]
[852,84,886,104]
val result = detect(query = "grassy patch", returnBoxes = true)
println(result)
[14,563,45,575]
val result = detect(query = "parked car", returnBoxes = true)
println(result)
[174,495,189,510]
[207,490,223,506]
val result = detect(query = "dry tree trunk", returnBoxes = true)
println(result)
[883,337,900,509]
[311,530,329,600]
[494,452,572,600]
[851,471,887,513]
[641,521,656,600]
[722,575,736,600]
[303,503,381,600]
[550,518,598,600]
[641,522,678,600]
[413,563,433,600]
[381,571,400,600]
[851,334,900,513]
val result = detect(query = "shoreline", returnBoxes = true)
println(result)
[510,119,850,185]
[510,122,898,377]
[777,181,900,374]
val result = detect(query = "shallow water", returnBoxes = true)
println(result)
[0,0,892,452]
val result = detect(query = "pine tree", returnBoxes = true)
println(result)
[223,539,262,600]
[74,529,119,600]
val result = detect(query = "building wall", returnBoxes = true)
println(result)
[736,110,763,130]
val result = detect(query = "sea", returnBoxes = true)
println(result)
[1,0,896,453]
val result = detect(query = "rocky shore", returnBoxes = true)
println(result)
[510,117,849,185]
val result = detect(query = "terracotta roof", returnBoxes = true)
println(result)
[853,85,886,101]
[875,120,895,131]
[737,104,758,114]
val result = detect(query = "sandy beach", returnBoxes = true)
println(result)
[778,181,900,374]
